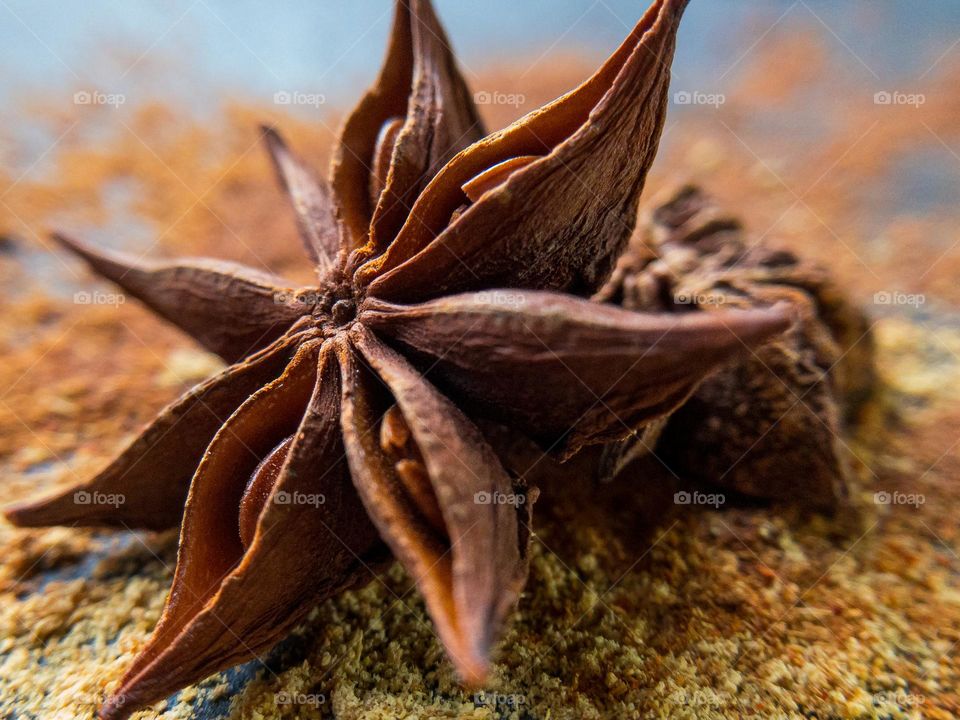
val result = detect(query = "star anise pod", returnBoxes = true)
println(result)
[6,2,794,717]
[596,185,875,507]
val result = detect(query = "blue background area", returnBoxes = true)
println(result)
[1,0,958,111]
[3,1,957,284]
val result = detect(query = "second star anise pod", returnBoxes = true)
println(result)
[6,1,793,717]
[596,185,876,508]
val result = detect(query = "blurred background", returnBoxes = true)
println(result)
[1,0,958,303]
[1,0,959,106]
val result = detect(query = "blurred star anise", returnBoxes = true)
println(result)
[596,185,875,507]
[6,1,794,718]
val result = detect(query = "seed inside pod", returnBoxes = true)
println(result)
[370,117,405,208]
[461,155,540,203]
[238,435,293,549]
[379,405,446,535]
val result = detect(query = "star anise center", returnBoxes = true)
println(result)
[331,297,358,326]
[305,281,361,336]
